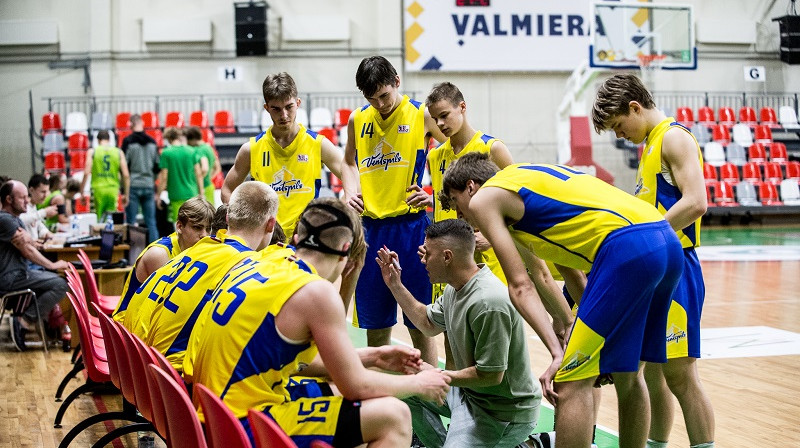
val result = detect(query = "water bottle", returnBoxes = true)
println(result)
[104,214,114,232]
[70,214,80,236]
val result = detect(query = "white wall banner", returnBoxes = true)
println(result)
[404,0,592,72]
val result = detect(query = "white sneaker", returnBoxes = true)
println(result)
[526,432,555,448]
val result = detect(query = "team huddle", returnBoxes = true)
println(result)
[113,56,715,448]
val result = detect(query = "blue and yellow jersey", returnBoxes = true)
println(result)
[250,123,323,236]
[483,164,664,272]
[123,230,254,368]
[183,253,321,421]
[113,233,181,324]
[635,118,703,248]
[352,95,428,219]
[429,131,496,222]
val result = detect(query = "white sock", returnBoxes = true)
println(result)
[646,440,668,448]
[690,443,715,448]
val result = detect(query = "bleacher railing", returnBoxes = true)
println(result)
[653,92,799,117]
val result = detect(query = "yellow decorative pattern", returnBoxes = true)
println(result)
[407,1,423,18]
[405,22,423,64]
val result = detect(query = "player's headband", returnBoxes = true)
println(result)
[295,203,353,257]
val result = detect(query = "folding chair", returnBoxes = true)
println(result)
[0,289,48,352]
[195,383,253,448]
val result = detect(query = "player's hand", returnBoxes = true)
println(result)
[43,205,59,218]
[417,244,426,261]
[552,317,573,349]
[474,230,491,253]
[52,260,71,272]
[540,355,562,406]
[155,195,164,210]
[121,195,130,207]
[373,345,423,374]
[414,369,451,405]
[376,246,403,289]
[405,185,432,209]
[346,193,364,214]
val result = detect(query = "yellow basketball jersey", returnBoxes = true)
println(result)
[635,118,703,248]
[184,253,321,421]
[250,124,323,236]
[113,233,182,324]
[352,95,428,219]
[124,231,254,360]
[429,131,496,222]
[484,164,664,272]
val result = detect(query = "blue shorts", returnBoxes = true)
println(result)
[556,221,684,382]
[665,248,705,359]
[353,212,432,329]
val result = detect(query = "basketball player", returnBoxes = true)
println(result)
[221,72,343,237]
[592,73,715,448]
[113,196,214,324]
[341,55,446,365]
[441,152,684,448]
[124,182,276,372]
[183,198,451,448]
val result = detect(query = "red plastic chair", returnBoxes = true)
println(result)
[190,110,209,128]
[758,182,783,205]
[74,195,91,213]
[116,112,132,131]
[195,384,253,448]
[329,173,343,195]
[754,124,773,143]
[42,111,63,133]
[214,110,235,133]
[310,441,334,448]
[742,162,762,183]
[141,111,161,130]
[69,149,87,172]
[165,111,185,128]
[675,107,694,126]
[705,182,716,207]
[785,161,800,180]
[334,108,352,128]
[117,128,133,145]
[711,124,730,145]
[703,163,718,183]
[247,409,297,448]
[68,133,89,150]
[769,142,788,163]
[146,129,164,148]
[718,163,739,183]
[714,181,738,206]
[316,127,338,146]
[76,249,120,315]
[739,106,758,126]
[202,128,216,147]
[763,162,783,184]
[44,152,66,174]
[148,364,209,448]
[748,143,768,164]
[718,107,736,127]
[760,107,779,128]
[697,106,715,125]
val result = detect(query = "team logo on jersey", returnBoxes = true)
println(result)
[360,138,409,174]
[297,154,308,162]
[398,124,410,134]
[666,324,687,345]
[560,351,591,372]
[270,167,312,197]
[634,179,650,197]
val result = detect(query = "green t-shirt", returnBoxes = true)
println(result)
[427,265,541,423]
[91,146,122,191]
[38,191,60,231]
[194,143,216,188]
[159,144,200,202]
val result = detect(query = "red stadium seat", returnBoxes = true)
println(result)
[68,133,89,150]
[759,107,779,128]
[42,112,63,133]
[214,110,235,133]
[190,110,209,128]
[116,129,132,145]
[739,107,758,126]
[718,107,736,127]
[141,111,160,130]
[753,125,773,143]
[697,106,715,125]
[145,129,163,148]
[202,128,215,147]
[748,143,767,164]
[44,152,66,174]
[742,162,762,183]
[194,384,252,448]
[703,163,718,183]
[718,163,739,183]
[763,162,783,185]
[769,142,787,163]
[705,182,716,207]
[69,150,87,172]
[116,112,131,131]
[329,173,343,194]
[316,127,338,146]
[785,161,800,180]
[711,124,730,145]
[758,182,783,205]
[714,181,738,206]
[165,111,185,128]
[74,196,91,213]
[676,107,694,126]
[335,108,352,128]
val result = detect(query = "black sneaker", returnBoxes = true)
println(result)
[10,317,28,352]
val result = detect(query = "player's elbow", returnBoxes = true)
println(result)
[477,369,505,386]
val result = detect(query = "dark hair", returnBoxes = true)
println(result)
[270,221,286,245]
[296,197,365,261]
[426,82,465,107]
[48,174,63,191]
[592,73,656,133]
[425,219,475,254]
[211,204,228,235]
[439,152,499,210]
[0,180,14,205]
[96,130,110,141]
[262,72,298,103]
[355,56,398,98]
[185,126,203,142]
[28,173,48,189]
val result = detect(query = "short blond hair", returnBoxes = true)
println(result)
[227,181,278,230]
[177,196,215,229]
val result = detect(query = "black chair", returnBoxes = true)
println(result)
[0,289,48,353]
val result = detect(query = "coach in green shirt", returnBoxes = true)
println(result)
[157,127,204,223]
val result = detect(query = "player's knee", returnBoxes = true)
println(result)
[362,397,412,442]
[662,359,700,397]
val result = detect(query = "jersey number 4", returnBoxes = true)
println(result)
[360,122,375,138]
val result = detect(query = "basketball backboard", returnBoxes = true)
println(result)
[589,1,696,70]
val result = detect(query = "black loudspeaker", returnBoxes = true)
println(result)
[235,2,268,57]
[774,15,800,65]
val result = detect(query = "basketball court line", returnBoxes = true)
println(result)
[696,245,800,261]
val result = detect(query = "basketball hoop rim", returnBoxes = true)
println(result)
[637,54,668,69]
